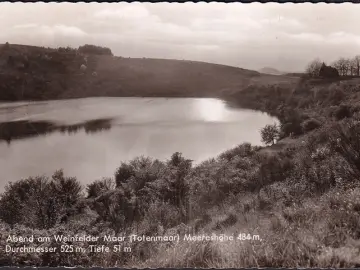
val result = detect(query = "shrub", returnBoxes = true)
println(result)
[327,87,345,105]
[0,170,83,229]
[329,120,360,177]
[78,44,113,56]
[278,109,304,136]
[334,105,352,120]
[302,118,322,133]
[168,152,191,168]
[92,188,141,233]
[50,170,83,218]
[142,201,183,229]
[86,177,115,198]
[218,143,254,161]
[0,176,49,226]
[248,152,294,192]
[115,163,136,187]
[260,123,280,145]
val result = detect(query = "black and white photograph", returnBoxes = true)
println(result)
[0,2,360,267]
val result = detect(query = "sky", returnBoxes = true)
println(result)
[0,2,360,72]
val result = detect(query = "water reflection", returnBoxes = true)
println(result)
[0,118,113,144]
[0,98,279,190]
[197,99,226,122]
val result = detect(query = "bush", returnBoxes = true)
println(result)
[86,177,115,198]
[302,118,322,133]
[78,44,113,56]
[279,109,304,136]
[329,120,360,177]
[115,163,136,187]
[57,46,77,53]
[0,170,83,229]
[334,105,352,120]
[168,152,192,168]
[92,188,141,233]
[219,143,255,161]
[260,124,280,145]
[327,87,345,105]
[0,176,48,226]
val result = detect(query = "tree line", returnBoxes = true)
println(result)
[78,44,113,56]
[306,55,360,78]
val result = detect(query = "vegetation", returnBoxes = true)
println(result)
[2,116,360,267]
[78,44,113,56]
[2,48,360,267]
[260,123,280,145]
[306,55,360,78]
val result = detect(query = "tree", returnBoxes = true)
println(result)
[260,123,280,146]
[305,58,322,77]
[333,58,349,76]
[352,56,360,76]
[319,63,339,78]
[78,44,113,56]
[344,58,352,76]
[115,163,136,187]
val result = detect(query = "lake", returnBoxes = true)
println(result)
[0,97,278,190]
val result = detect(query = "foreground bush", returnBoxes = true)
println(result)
[0,170,83,229]
[302,118,322,133]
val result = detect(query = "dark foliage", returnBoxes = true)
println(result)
[0,170,83,229]
[334,104,352,120]
[78,44,113,56]
[260,124,280,145]
[86,178,115,198]
[302,118,322,132]
[319,63,339,78]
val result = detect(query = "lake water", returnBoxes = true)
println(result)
[0,97,278,190]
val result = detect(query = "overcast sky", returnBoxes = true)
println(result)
[1,3,359,72]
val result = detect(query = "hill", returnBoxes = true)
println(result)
[0,43,297,101]
[259,67,283,75]
[284,72,305,77]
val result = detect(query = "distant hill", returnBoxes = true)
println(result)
[259,67,284,76]
[0,43,298,101]
[284,72,306,77]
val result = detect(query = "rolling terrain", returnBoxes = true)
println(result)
[259,67,284,75]
[0,44,298,101]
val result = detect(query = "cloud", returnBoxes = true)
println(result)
[285,31,360,46]
[192,44,220,51]
[13,23,39,29]
[1,2,360,72]
[5,23,88,47]
[286,32,325,43]
[259,17,305,33]
[50,25,88,37]
[190,17,262,32]
[328,32,360,45]
[12,23,87,38]
[94,5,158,21]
